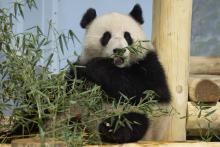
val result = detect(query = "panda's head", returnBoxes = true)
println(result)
[79,4,153,68]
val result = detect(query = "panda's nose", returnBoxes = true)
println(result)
[113,48,120,54]
[113,48,126,54]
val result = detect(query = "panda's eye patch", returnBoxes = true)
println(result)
[124,32,133,45]
[100,31,111,46]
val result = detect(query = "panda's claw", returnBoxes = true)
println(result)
[105,122,110,127]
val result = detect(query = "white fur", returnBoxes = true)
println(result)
[79,12,154,67]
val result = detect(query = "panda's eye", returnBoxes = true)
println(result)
[124,32,133,45]
[100,31,111,46]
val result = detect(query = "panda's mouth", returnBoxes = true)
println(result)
[113,57,125,66]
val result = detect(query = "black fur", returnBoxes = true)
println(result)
[84,51,170,104]
[66,50,171,143]
[80,8,96,28]
[124,32,133,45]
[129,4,144,24]
[98,112,149,143]
[100,31,111,46]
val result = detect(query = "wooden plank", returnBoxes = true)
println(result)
[2,141,220,147]
[85,141,220,147]
[190,56,220,75]
[11,138,66,147]
[152,0,192,141]
[0,145,11,147]
[189,75,220,102]
[187,102,220,136]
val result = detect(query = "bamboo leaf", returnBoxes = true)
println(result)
[62,34,68,50]
[59,35,64,54]
[9,13,13,28]
[36,26,43,35]
[27,0,32,9]
[69,29,80,44]
[45,53,53,68]
[38,38,46,48]
[14,2,18,17]
[204,109,216,117]
[18,4,24,19]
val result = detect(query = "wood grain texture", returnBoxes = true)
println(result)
[0,145,11,147]
[152,0,192,141]
[187,102,220,136]
[190,56,220,75]
[189,75,220,102]
[11,138,66,147]
[3,141,220,147]
[85,141,220,147]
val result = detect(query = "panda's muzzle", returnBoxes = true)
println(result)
[112,48,126,66]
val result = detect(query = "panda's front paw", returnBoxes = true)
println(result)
[98,112,149,144]
[98,116,132,143]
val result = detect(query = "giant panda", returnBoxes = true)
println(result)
[67,4,171,144]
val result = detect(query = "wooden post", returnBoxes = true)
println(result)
[152,0,192,141]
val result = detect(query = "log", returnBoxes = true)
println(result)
[189,75,220,102]
[190,74,220,87]
[152,0,192,141]
[187,102,220,136]
[11,138,66,147]
[190,56,220,75]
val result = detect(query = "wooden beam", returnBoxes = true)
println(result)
[11,138,66,147]
[85,141,220,147]
[187,102,220,136]
[152,0,192,141]
[189,75,220,102]
[0,145,11,147]
[190,56,220,75]
[190,74,220,87]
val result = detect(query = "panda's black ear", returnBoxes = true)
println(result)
[80,8,97,28]
[129,4,144,24]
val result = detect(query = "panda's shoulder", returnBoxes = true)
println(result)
[140,50,160,66]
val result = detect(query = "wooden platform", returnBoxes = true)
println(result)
[1,141,220,147]
[85,141,220,147]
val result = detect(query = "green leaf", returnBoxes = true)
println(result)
[14,2,18,17]
[69,29,80,44]
[27,0,32,9]
[45,53,53,68]
[22,34,26,51]
[59,35,64,54]
[18,4,24,19]
[38,38,46,48]
[198,110,202,118]
[36,26,43,35]
[9,13,13,28]
[16,36,20,47]
[32,0,38,9]
[204,109,216,117]
[62,34,68,50]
